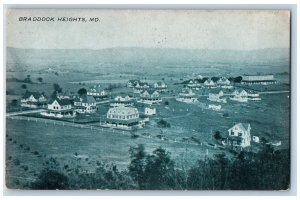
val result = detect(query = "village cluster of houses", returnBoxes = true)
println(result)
[187,77,232,90]
[21,86,109,118]
[17,75,275,148]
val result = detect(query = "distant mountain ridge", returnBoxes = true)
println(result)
[6,47,289,72]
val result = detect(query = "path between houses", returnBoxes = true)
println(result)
[6,109,46,117]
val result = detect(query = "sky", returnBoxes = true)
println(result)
[6,9,290,50]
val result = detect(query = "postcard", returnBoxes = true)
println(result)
[5,9,290,190]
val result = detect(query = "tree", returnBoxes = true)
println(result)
[11,99,18,107]
[143,147,176,189]
[214,131,222,140]
[51,84,62,98]
[234,76,243,83]
[77,88,87,96]
[21,84,27,89]
[128,144,147,189]
[164,101,169,106]
[37,77,43,83]
[24,75,32,83]
[31,169,69,189]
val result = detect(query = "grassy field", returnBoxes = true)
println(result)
[6,90,289,188]
[5,68,290,188]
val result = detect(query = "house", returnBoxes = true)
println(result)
[73,95,97,114]
[130,80,150,93]
[139,90,162,105]
[204,78,216,87]
[228,123,251,148]
[56,92,72,100]
[207,91,226,103]
[176,88,198,104]
[104,107,141,130]
[230,89,248,102]
[241,75,276,85]
[217,77,231,85]
[154,81,167,91]
[135,81,150,89]
[187,80,201,88]
[110,95,134,107]
[145,107,156,116]
[127,80,149,88]
[127,80,140,88]
[20,91,47,108]
[41,98,76,118]
[87,87,108,100]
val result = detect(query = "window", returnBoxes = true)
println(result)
[238,132,243,137]
[231,131,234,136]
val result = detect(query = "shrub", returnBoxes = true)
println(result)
[157,119,170,128]
[31,169,69,189]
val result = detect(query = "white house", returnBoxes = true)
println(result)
[127,80,140,88]
[204,78,216,87]
[217,77,231,85]
[187,80,201,88]
[230,89,248,102]
[228,123,251,148]
[41,98,76,118]
[145,107,156,116]
[110,95,134,107]
[139,90,162,105]
[137,82,149,89]
[21,91,47,108]
[87,87,108,100]
[154,81,167,92]
[104,107,141,130]
[74,95,97,114]
[207,90,226,103]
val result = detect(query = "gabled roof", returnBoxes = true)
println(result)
[218,77,229,82]
[155,81,166,86]
[231,123,250,132]
[23,91,44,99]
[49,98,72,106]
[141,89,159,96]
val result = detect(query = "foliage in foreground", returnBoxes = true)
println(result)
[29,145,290,190]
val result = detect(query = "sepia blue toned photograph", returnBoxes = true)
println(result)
[5,9,290,190]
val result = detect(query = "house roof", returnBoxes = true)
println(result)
[108,106,139,115]
[155,81,166,86]
[141,89,159,96]
[23,91,44,99]
[232,123,250,132]
[49,98,72,106]
[218,77,229,82]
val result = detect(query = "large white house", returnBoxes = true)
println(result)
[20,91,47,108]
[228,123,251,148]
[104,107,141,130]
[74,96,97,114]
[139,90,162,105]
[41,98,76,118]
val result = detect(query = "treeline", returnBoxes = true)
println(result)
[179,76,243,85]
[29,144,289,190]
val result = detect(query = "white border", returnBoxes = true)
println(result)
[1,1,298,199]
